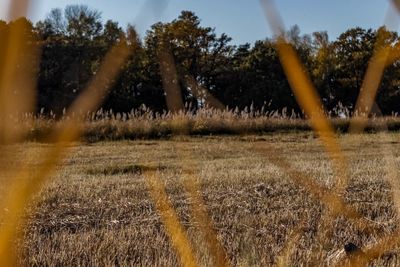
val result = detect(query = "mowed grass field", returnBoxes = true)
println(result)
[12,133,400,266]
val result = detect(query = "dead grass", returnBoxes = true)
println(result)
[5,132,398,266]
[9,110,400,142]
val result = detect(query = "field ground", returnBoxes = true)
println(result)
[10,133,400,266]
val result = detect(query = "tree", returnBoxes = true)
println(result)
[310,31,336,109]
[0,18,40,118]
[36,5,109,113]
[65,5,102,42]
[373,27,400,114]
[103,26,168,112]
[235,40,297,111]
[145,11,233,110]
[331,28,376,110]
[29,7,400,115]
[102,20,123,46]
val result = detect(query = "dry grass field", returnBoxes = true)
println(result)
[6,132,399,266]
[2,1,400,266]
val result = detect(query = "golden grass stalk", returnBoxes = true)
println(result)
[258,43,351,249]
[254,145,361,221]
[349,34,393,133]
[274,41,348,191]
[331,131,400,267]
[258,1,385,258]
[159,43,225,112]
[259,0,349,194]
[168,142,229,267]
[0,41,132,266]
[0,1,35,262]
[344,3,400,262]
[183,173,230,267]
[50,41,131,142]
[144,171,198,267]
[158,44,185,112]
[184,75,225,110]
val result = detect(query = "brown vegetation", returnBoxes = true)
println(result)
[10,110,400,143]
[14,133,400,266]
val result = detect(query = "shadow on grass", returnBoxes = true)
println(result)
[86,164,168,176]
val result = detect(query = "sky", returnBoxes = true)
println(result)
[0,0,398,44]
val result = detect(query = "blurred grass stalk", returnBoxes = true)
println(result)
[145,171,198,267]
[148,43,229,267]
[0,0,132,262]
[0,2,213,266]
[345,0,400,263]
[349,0,400,133]
[259,1,351,256]
[260,0,349,195]
[0,1,34,264]
[260,0,400,265]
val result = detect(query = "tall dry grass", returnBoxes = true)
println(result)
[7,108,400,142]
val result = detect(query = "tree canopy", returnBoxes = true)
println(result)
[1,5,400,116]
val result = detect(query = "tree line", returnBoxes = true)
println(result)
[1,5,400,116]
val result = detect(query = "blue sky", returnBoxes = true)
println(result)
[0,0,398,44]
